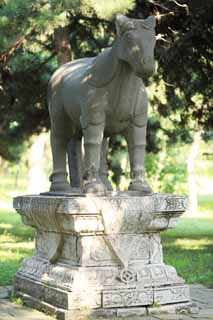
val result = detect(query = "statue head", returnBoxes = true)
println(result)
[115,14,156,77]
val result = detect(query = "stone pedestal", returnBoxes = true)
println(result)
[13,193,192,319]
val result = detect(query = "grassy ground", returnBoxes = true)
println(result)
[0,199,212,287]
[162,216,213,287]
[0,208,34,286]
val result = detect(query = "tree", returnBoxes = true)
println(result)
[0,0,212,164]
[0,0,134,161]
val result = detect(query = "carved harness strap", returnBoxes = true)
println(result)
[102,235,136,284]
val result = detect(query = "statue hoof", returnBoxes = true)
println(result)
[128,180,152,194]
[83,180,107,194]
[50,181,72,193]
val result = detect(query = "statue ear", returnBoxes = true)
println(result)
[145,15,156,29]
[115,14,134,36]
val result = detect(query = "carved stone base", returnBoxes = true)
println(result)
[17,290,197,320]
[13,193,191,318]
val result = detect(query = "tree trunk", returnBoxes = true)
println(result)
[187,130,202,216]
[27,133,49,194]
[54,26,72,66]
[54,26,79,187]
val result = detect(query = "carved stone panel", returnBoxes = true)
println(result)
[77,235,118,266]
[154,194,187,212]
[96,197,155,234]
[154,285,190,304]
[36,231,77,263]
[13,194,187,234]
[102,288,153,308]
[149,233,163,264]
[77,233,163,267]
[60,214,104,234]
[15,275,102,309]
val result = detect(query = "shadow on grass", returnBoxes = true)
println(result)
[163,245,213,286]
[162,217,213,286]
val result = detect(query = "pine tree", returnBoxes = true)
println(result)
[0,0,212,161]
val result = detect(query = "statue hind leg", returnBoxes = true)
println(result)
[49,100,72,193]
[67,137,84,189]
[99,137,113,191]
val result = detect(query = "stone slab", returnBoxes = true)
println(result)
[0,299,53,320]
[0,286,12,299]
[148,302,199,316]
[190,284,213,308]
[15,276,101,309]
[102,288,153,308]
[154,285,190,305]
[13,193,187,234]
[116,307,146,317]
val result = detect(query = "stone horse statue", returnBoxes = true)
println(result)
[48,14,156,194]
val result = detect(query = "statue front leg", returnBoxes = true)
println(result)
[49,131,71,193]
[125,125,152,194]
[83,123,107,193]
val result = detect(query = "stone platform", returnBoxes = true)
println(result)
[13,193,192,319]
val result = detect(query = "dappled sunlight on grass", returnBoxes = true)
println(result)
[0,240,34,285]
[0,240,34,250]
[0,223,13,230]
[162,217,213,286]
[172,238,213,250]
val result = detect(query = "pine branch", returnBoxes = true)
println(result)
[68,12,111,25]
[0,27,36,66]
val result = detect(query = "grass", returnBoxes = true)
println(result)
[0,208,34,286]
[162,217,213,287]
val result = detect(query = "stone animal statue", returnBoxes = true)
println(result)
[48,14,156,194]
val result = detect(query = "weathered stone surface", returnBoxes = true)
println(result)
[16,255,184,292]
[190,284,213,308]
[102,288,153,308]
[13,193,190,318]
[36,231,78,263]
[2,285,208,320]
[117,307,146,317]
[13,193,187,234]
[150,314,195,320]
[77,233,163,267]
[148,302,199,316]
[15,276,101,309]
[0,299,53,320]
[154,285,190,305]
[0,286,12,299]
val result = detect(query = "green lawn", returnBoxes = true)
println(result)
[0,208,34,286]
[0,201,213,287]
[162,217,213,287]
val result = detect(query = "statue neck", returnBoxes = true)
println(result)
[89,38,132,88]
[109,39,134,86]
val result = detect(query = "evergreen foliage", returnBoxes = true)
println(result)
[0,0,212,161]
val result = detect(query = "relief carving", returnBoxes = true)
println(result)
[103,289,153,308]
